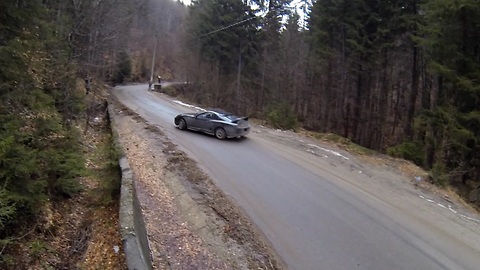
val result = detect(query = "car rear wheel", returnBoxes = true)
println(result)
[215,127,227,140]
[178,118,187,130]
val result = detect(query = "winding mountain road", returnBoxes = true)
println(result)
[113,84,480,270]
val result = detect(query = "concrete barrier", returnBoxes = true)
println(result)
[108,103,153,270]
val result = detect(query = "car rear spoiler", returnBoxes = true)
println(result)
[232,116,249,123]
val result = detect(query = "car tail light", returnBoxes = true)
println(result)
[237,121,249,128]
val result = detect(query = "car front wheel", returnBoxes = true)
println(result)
[215,127,227,140]
[178,118,187,130]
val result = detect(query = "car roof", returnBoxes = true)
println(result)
[208,109,231,115]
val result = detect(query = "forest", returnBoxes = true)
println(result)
[0,0,479,265]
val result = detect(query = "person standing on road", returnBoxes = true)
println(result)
[156,76,162,90]
[85,76,92,94]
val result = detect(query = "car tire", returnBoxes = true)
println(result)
[215,127,227,140]
[178,118,187,130]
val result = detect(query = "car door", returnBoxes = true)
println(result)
[194,112,214,133]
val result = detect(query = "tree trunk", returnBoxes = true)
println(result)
[405,45,420,138]
[353,65,363,142]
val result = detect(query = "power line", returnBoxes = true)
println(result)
[200,16,256,37]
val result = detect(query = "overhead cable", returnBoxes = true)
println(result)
[200,16,256,37]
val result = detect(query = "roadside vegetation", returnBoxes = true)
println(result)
[0,0,137,267]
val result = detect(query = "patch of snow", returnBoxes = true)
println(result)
[448,205,457,214]
[307,144,349,160]
[459,214,480,223]
[418,195,479,223]
[172,100,206,111]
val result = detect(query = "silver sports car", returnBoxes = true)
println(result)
[174,110,250,139]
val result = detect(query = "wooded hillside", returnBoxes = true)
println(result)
[0,0,146,266]
[163,0,480,198]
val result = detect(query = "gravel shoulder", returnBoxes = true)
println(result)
[110,99,283,269]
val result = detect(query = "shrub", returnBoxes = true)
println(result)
[89,134,121,204]
[102,136,121,202]
[162,86,178,97]
[266,102,297,130]
[387,142,425,166]
[0,188,15,231]
[430,162,449,186]
[28,240,47,259]
[113,51,132,84]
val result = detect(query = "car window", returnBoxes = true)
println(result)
[198,112,213,119]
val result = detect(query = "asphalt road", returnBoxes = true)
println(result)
[113,84,480,270]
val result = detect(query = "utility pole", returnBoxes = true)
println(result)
[150,37,157,82]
